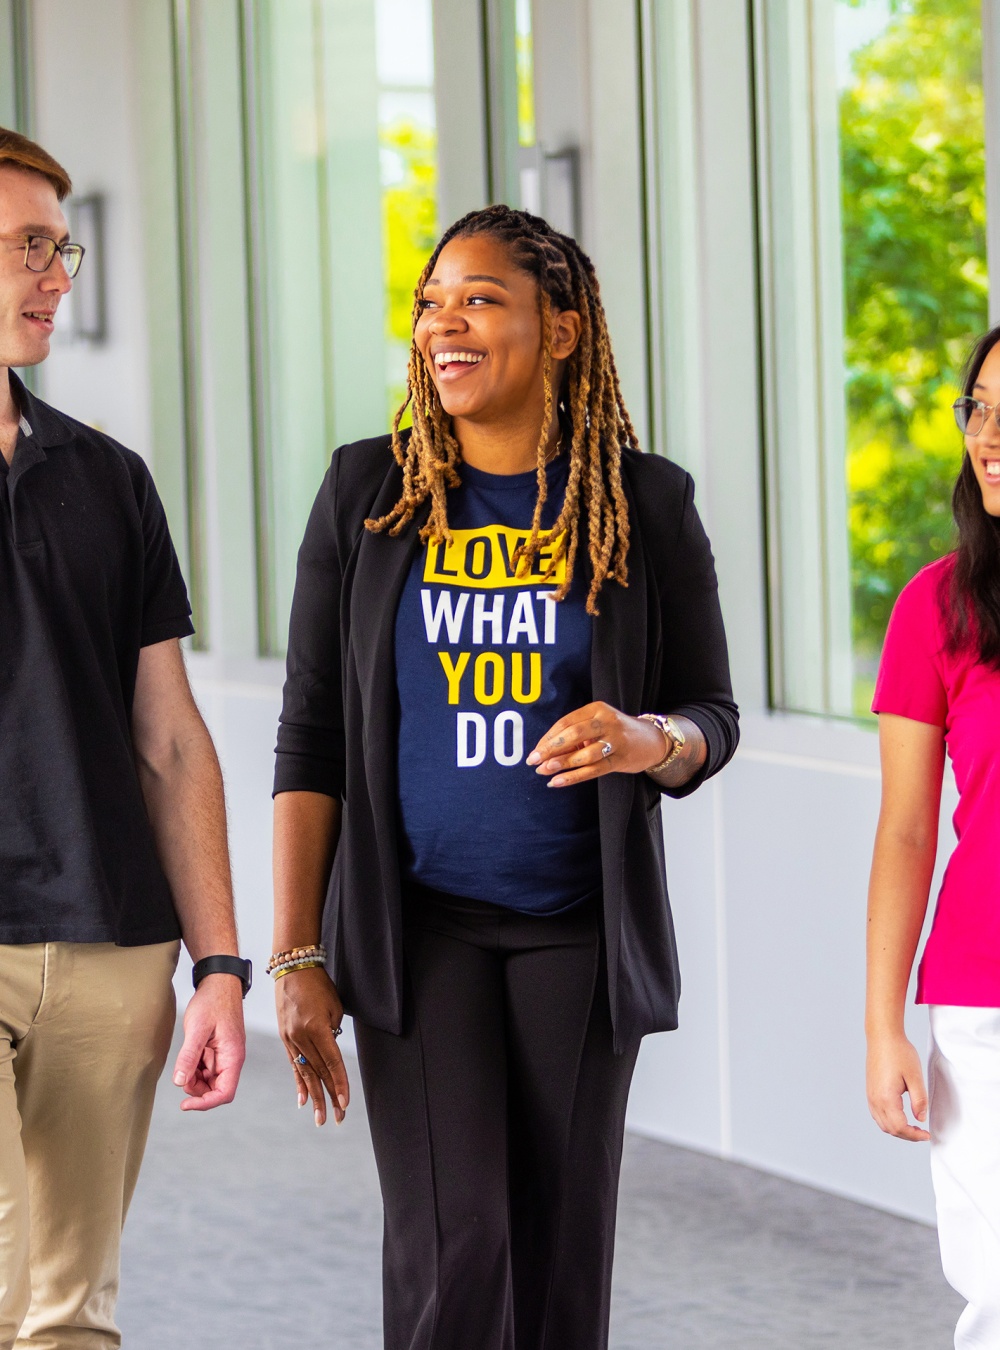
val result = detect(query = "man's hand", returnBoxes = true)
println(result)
[172,973,246,1111]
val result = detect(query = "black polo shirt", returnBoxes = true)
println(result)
[0,373,193,945]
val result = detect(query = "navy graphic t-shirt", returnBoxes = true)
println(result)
[394,456,602,913]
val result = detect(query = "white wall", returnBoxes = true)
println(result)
[627,713,955,1226]
[31,0,152,457]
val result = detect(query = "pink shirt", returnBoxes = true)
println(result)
[873,554,1000,1005]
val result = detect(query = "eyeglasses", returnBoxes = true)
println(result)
[953,396,1000,437]
[0,234,85,279]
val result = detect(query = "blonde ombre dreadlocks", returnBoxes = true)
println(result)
[365,204,641,614]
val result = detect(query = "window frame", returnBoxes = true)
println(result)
[751,0,1000,720]
[751,0,854,718]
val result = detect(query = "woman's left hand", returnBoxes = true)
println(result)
[527,702,667,787]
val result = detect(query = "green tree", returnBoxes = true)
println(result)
[381,118,438,344]
[848,388,960,641]
[839,0,986,656]
[379,116,437,425]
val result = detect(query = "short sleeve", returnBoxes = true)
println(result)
[872,567,948,727]
[127,454,195,647]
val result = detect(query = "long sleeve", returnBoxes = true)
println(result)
[273,452,346,798]
[649,469,739,798]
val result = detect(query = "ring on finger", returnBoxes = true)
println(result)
[295,1053,308,1067]
[600,741,613,758]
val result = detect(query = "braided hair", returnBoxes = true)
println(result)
[365,204,641,614]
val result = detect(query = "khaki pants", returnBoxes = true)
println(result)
[0,941,180,1349]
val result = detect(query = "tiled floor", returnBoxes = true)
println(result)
[117,1030,962,1349]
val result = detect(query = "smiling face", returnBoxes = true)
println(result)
[966,339,1000,516]
[0,164,72,372]
[414,232,579,435]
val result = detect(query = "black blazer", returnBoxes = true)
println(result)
[274,435,739,1052]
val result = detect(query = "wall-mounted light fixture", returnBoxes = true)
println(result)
[69,194,107,343]
[517,144,580,239]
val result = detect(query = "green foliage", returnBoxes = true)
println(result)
[840,0,987,655]
[379,117,437,427]
[381,117,438,345]
[848,387,959,647]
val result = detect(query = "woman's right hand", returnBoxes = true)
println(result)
[276,965,350,1126]
[865,1030,930,1142]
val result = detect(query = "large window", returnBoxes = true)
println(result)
[243,0,439,653]
[840,0,987,710]
[755,0,989,716]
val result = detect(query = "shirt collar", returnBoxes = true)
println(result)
[7,371,74,450]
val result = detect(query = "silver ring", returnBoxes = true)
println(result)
[600,741,613,758]
[332,1026,342,1039]
[296,1053,308,1066]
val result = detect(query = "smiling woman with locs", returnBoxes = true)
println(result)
[270,204,739,1350]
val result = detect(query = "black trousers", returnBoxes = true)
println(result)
[354,886,641,1350]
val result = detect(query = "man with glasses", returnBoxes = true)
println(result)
[0,128,249,1347]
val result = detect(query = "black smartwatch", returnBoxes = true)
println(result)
[192,955,253,999]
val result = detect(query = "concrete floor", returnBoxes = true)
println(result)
[117,1030,962,1349]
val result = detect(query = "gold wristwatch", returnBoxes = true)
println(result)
[638,713,685,773]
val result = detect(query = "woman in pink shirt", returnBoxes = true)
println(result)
[867,324,1000,1348]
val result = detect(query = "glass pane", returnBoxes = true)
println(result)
[249,0,331,655]
[837,0,987,714]
[515,0,536,148]
[377,0,439,423]
[755,0,987,717]
[248,0,439,653]
[754,0,855,716]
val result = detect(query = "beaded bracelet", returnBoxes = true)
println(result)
[272,960,325,981]
[268,953,327,980]
[267,944,325,970]
[266,944,326,976]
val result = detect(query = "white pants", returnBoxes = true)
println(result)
[929,1005,1000,1349]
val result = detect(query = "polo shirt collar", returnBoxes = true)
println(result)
[8,370,75,451]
